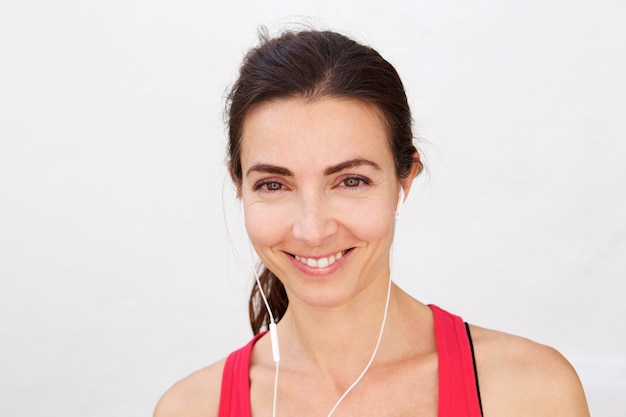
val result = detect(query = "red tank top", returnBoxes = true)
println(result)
[218,305,483,416]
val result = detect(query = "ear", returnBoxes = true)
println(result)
[228,162,242,198]
[399,151,422,198]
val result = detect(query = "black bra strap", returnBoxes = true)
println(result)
[465,322,484,416]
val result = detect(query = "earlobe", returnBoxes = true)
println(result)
[228,162,242,198]
[400,156,423,201]
[411,151,423,178]
[398,152,422,199]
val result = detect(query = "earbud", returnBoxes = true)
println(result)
[395,188,405,219]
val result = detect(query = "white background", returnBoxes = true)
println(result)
[1,0,625,416]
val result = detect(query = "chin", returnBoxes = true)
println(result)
[284,280,365,310]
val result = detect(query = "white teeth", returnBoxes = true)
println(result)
[294,251,346,269]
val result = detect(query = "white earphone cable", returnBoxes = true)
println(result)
[325,194,400,416]
[325,252,393,417]
[248,241,276,325]
[248,239,280,417]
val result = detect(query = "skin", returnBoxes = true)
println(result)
[154,97,590,417]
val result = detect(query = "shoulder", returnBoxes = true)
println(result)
[153,358,226,417]
[468,325,589,417]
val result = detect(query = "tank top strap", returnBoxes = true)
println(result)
[430,304,483,417]
[218,331,266,417]
[219,309,482,416]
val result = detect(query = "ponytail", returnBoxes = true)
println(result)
[248,266,289,334]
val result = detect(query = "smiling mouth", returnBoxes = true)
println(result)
[290,249,353,269]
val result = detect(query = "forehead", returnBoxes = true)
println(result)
[240,97,393,171]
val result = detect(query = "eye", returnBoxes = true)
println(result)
[265,181,283,191]
[253,180,286,193]
[339,175,370,188]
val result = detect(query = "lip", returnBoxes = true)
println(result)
[284,248,353,276]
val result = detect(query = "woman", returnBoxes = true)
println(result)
[155,29,589,417]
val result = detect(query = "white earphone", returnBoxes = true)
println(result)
[395,188,405,219]
[241,199,280,362]
[242,200,281,416]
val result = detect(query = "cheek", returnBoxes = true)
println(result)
[244,205,290,247]
[348,206,396,241]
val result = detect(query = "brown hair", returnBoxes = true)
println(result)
[226,29,421,335]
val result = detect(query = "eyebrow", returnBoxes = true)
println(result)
[246,164,293,177]
[246,158,381,177]
[324,158,381,175]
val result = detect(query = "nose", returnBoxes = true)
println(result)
[291,191,337,247]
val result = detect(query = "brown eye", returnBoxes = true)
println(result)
[266,182,282,191]
[344,178,361,187]
[254,180,285,192]
[340,176,369,188]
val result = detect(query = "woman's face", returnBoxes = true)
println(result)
[239,96,409,308]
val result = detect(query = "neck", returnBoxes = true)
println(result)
[279,276,396,379]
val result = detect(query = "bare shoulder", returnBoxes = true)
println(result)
[153,358,226,417]
[468,325,589,417]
